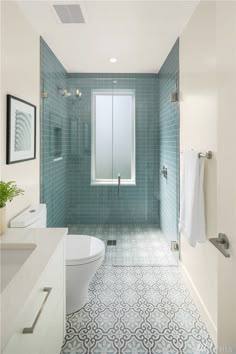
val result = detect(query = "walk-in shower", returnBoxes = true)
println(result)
[40,38,180,265]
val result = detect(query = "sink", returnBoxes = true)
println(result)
[0,243,36,293]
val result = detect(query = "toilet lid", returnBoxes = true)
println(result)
[66,235,105,266]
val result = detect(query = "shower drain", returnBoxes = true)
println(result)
[107,240,117,246]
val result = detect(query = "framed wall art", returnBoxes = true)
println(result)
[6,95,36,164]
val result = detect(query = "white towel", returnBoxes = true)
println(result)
[179,150,206,247]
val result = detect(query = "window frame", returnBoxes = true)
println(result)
[91,89,136,186]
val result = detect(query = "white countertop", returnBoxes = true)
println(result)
[0,227,68,351]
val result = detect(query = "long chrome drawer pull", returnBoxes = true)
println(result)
[23,287,52,334]
[209,233,230,258]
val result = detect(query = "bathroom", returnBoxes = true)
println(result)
[1,1,236,354]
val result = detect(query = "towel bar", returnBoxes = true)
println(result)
[181,150,213,159]
[198,151,212,159]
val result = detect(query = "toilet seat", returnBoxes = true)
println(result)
[66,235,105,266]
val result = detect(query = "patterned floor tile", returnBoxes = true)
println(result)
[122,337,147,354]
[62,337,85,354]
[147,309,170,332]
[91,337,118,354]
[152,337,180,354]
[68,224,178,266]
[61,225,216,354]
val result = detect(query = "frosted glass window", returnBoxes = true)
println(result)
[113,95,132,179]
[95,95,113,179]
[91,90,135,185]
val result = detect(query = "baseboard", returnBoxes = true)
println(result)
[180,261,217,346]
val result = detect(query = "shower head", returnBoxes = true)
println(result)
[58,88,82,98]
[58,88,71,97]
[75,89,82,97]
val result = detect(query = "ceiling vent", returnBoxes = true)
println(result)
[53,4,85,24]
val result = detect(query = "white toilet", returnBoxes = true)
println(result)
[66,234,104,313]
[10,204,105,314]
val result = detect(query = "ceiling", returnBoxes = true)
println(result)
[17,0,199,73]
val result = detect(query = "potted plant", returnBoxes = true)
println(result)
[0,181,24,235]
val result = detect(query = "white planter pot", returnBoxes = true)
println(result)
[0,206,7,235]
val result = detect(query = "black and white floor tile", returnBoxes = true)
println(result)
[61,225,216,354]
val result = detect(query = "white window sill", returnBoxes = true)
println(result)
[91,179,136,186]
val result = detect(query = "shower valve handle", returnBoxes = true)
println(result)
[118,174,121,196]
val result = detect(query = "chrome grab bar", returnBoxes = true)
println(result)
[23,287,52,334]
[209,233,230,258]
[118,174,121,196]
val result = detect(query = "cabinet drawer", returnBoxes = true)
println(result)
[3,241,65,354]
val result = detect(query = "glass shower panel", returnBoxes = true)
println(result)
[65,75,179,265]
[112,94,133,181]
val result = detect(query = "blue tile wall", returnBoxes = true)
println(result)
[40,38,69,227]
[40,39,179,229]
[66,75,159,224]
[158,40,179,242]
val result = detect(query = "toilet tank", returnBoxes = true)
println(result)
[10,204,47,228]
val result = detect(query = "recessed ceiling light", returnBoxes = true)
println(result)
[109,57,117,63]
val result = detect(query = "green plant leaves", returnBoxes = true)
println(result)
[0,181,24,208]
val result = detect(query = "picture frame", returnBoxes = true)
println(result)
[6,95,36,164]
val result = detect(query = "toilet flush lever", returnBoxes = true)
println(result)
[209,233,230,258]
[118,174,121,196]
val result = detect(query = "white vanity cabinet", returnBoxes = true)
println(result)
[2,239,65,354]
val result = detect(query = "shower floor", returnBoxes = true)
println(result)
[68,224,178,266]
[61,225,216,354]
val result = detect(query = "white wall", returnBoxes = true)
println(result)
[0,1,40,223]
[216,2,236,349]
[179,1,218,343]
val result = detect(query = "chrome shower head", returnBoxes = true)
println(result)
[75,89,82,97]
[58,88,71,97]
